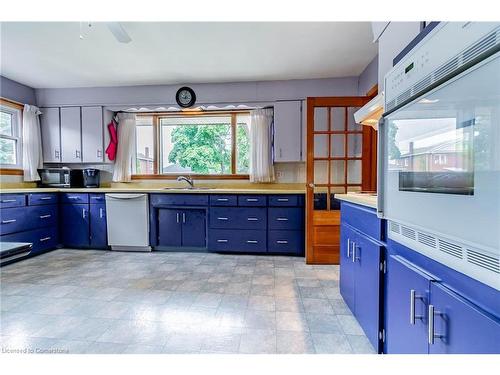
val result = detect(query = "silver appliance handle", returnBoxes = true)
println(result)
[105,194,146,200]
[377,116,386,218]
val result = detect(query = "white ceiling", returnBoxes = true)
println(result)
[0,22,377,89]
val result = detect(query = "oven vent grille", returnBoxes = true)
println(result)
[467,250,500,274]
[418,232,437,249]
[401,226,416,241]
[438,239,463,259]
[389,221,401,234]
[386,26,500,113]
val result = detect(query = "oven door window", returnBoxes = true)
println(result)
[386,54,499,196]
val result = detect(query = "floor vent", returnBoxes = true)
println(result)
[467,249,500,274]
[401,226,416,241]
[438,239,463,259]
[418,232,437,249]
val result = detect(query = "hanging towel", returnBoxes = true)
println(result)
[105,119,118,161]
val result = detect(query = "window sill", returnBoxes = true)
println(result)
[0,168,23,176]
[131,174,249,180]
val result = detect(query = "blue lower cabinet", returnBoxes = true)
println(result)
[60,203,90,248]
[267,230,304,255]
[385,255,433,354]
[1,227,58,255]
[28,193,58,206]
[90,204,107,249]
[181,209,206,248]
[1,205,58,235]
[209,207,267,230]
[158,209,182,247]
[209,229,266,253]
[340,224,357,313]
[268,208,303,230]
[0,194,26,208]
[428,283,500,354]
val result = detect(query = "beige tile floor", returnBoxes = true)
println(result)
[0,249,375,354]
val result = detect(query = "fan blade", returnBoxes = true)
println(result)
[106,22,132,44]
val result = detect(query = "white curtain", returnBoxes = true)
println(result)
[249,108,275,183]
[22,105,43,181]
[112,112,137,182]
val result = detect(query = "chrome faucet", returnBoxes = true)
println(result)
[177,175,194,188]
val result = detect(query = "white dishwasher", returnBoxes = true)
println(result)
[105,193,151,252]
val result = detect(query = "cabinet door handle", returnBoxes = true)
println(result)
[246,240,258,244]
[182,212,186,223]
[217,239,228,243]
[247,217,258,221]
[97,150,102,158]
[40,197,52,200]
[217,198,229,202]
[279,148,283,158]
[67,196,80,200]
[2,199,17,203]
[351,242,356,263]
[99,208,104,218]
[40,236,51,242]
[246,198,258,202]
[2,219,16,224]
[410,289,423,325]
[347,238,351,258]
[75,150,81,159]
[82,208,87,218]
[276,217,288,221]
[55,150,60,159]
[217,217,228,221]
[176,212,180,223]
[277,198,289,202]
[39,214,52,219]
[428,305,443,345]
[276,240,288,244]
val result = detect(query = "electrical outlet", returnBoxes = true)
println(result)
[276,171,284,179]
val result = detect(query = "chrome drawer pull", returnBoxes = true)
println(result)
[68,196,80,200]
[347,238,351,258]
[82,208,87,218]
[39,214,52,219]
[217,239,228,243]
[277,198,289,202]
[246,240,258,244]
[276,240,288,244]
[428,305,443,345]
[2,199,17,203]
[40,237,51,242]
[2,219,16,224]
[217,217,229,220]
[352,242,357,263]
[217,198,229,202]
[176,213,180,223]
[410,289,423,325]
[99,208,104,218]
[276,217,289,221]
[246,198,258,202]
[40,197,52,200]
[247,217,258,221]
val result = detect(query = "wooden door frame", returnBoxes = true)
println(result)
[305,96,373,264]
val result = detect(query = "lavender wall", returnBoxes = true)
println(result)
[35,77,359,108]
[357,56,378,96]
[0,75,37,105]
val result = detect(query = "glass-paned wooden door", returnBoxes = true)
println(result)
[306,97,371,264]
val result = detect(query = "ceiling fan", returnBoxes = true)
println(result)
[79,22,132,44]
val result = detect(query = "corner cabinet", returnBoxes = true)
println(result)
[273,101,302,162]
[340,201,384,353]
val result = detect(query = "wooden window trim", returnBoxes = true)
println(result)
[132,110,250,179]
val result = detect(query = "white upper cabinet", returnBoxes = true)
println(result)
[274,101,302,162]
[40,107,61,163]
[81,106,104,163]
[60,107,82,163]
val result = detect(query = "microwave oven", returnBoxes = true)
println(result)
[378,22,500,290]
[37,168,84,188]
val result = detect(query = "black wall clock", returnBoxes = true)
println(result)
[175,87,196,108]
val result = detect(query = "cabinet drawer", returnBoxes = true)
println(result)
[89,194,105,203]
[268,230,304,255]
[210,195,237,206]
[209,207,267,230]
[268,208,304,230]
[60,193,89,204]
[28,193,59,206]
[209,229,267,253]
[150,194,209,206]
[341,201,383,241]
[1,205,58,235]
[1,226,58,255]
[268,195,303,207]
[0,194,26,208]
[238,195,267,207]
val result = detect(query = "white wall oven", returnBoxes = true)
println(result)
[379,22,500,290]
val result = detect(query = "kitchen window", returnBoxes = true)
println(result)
[0,101,22,169]
[134,111,250,178]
